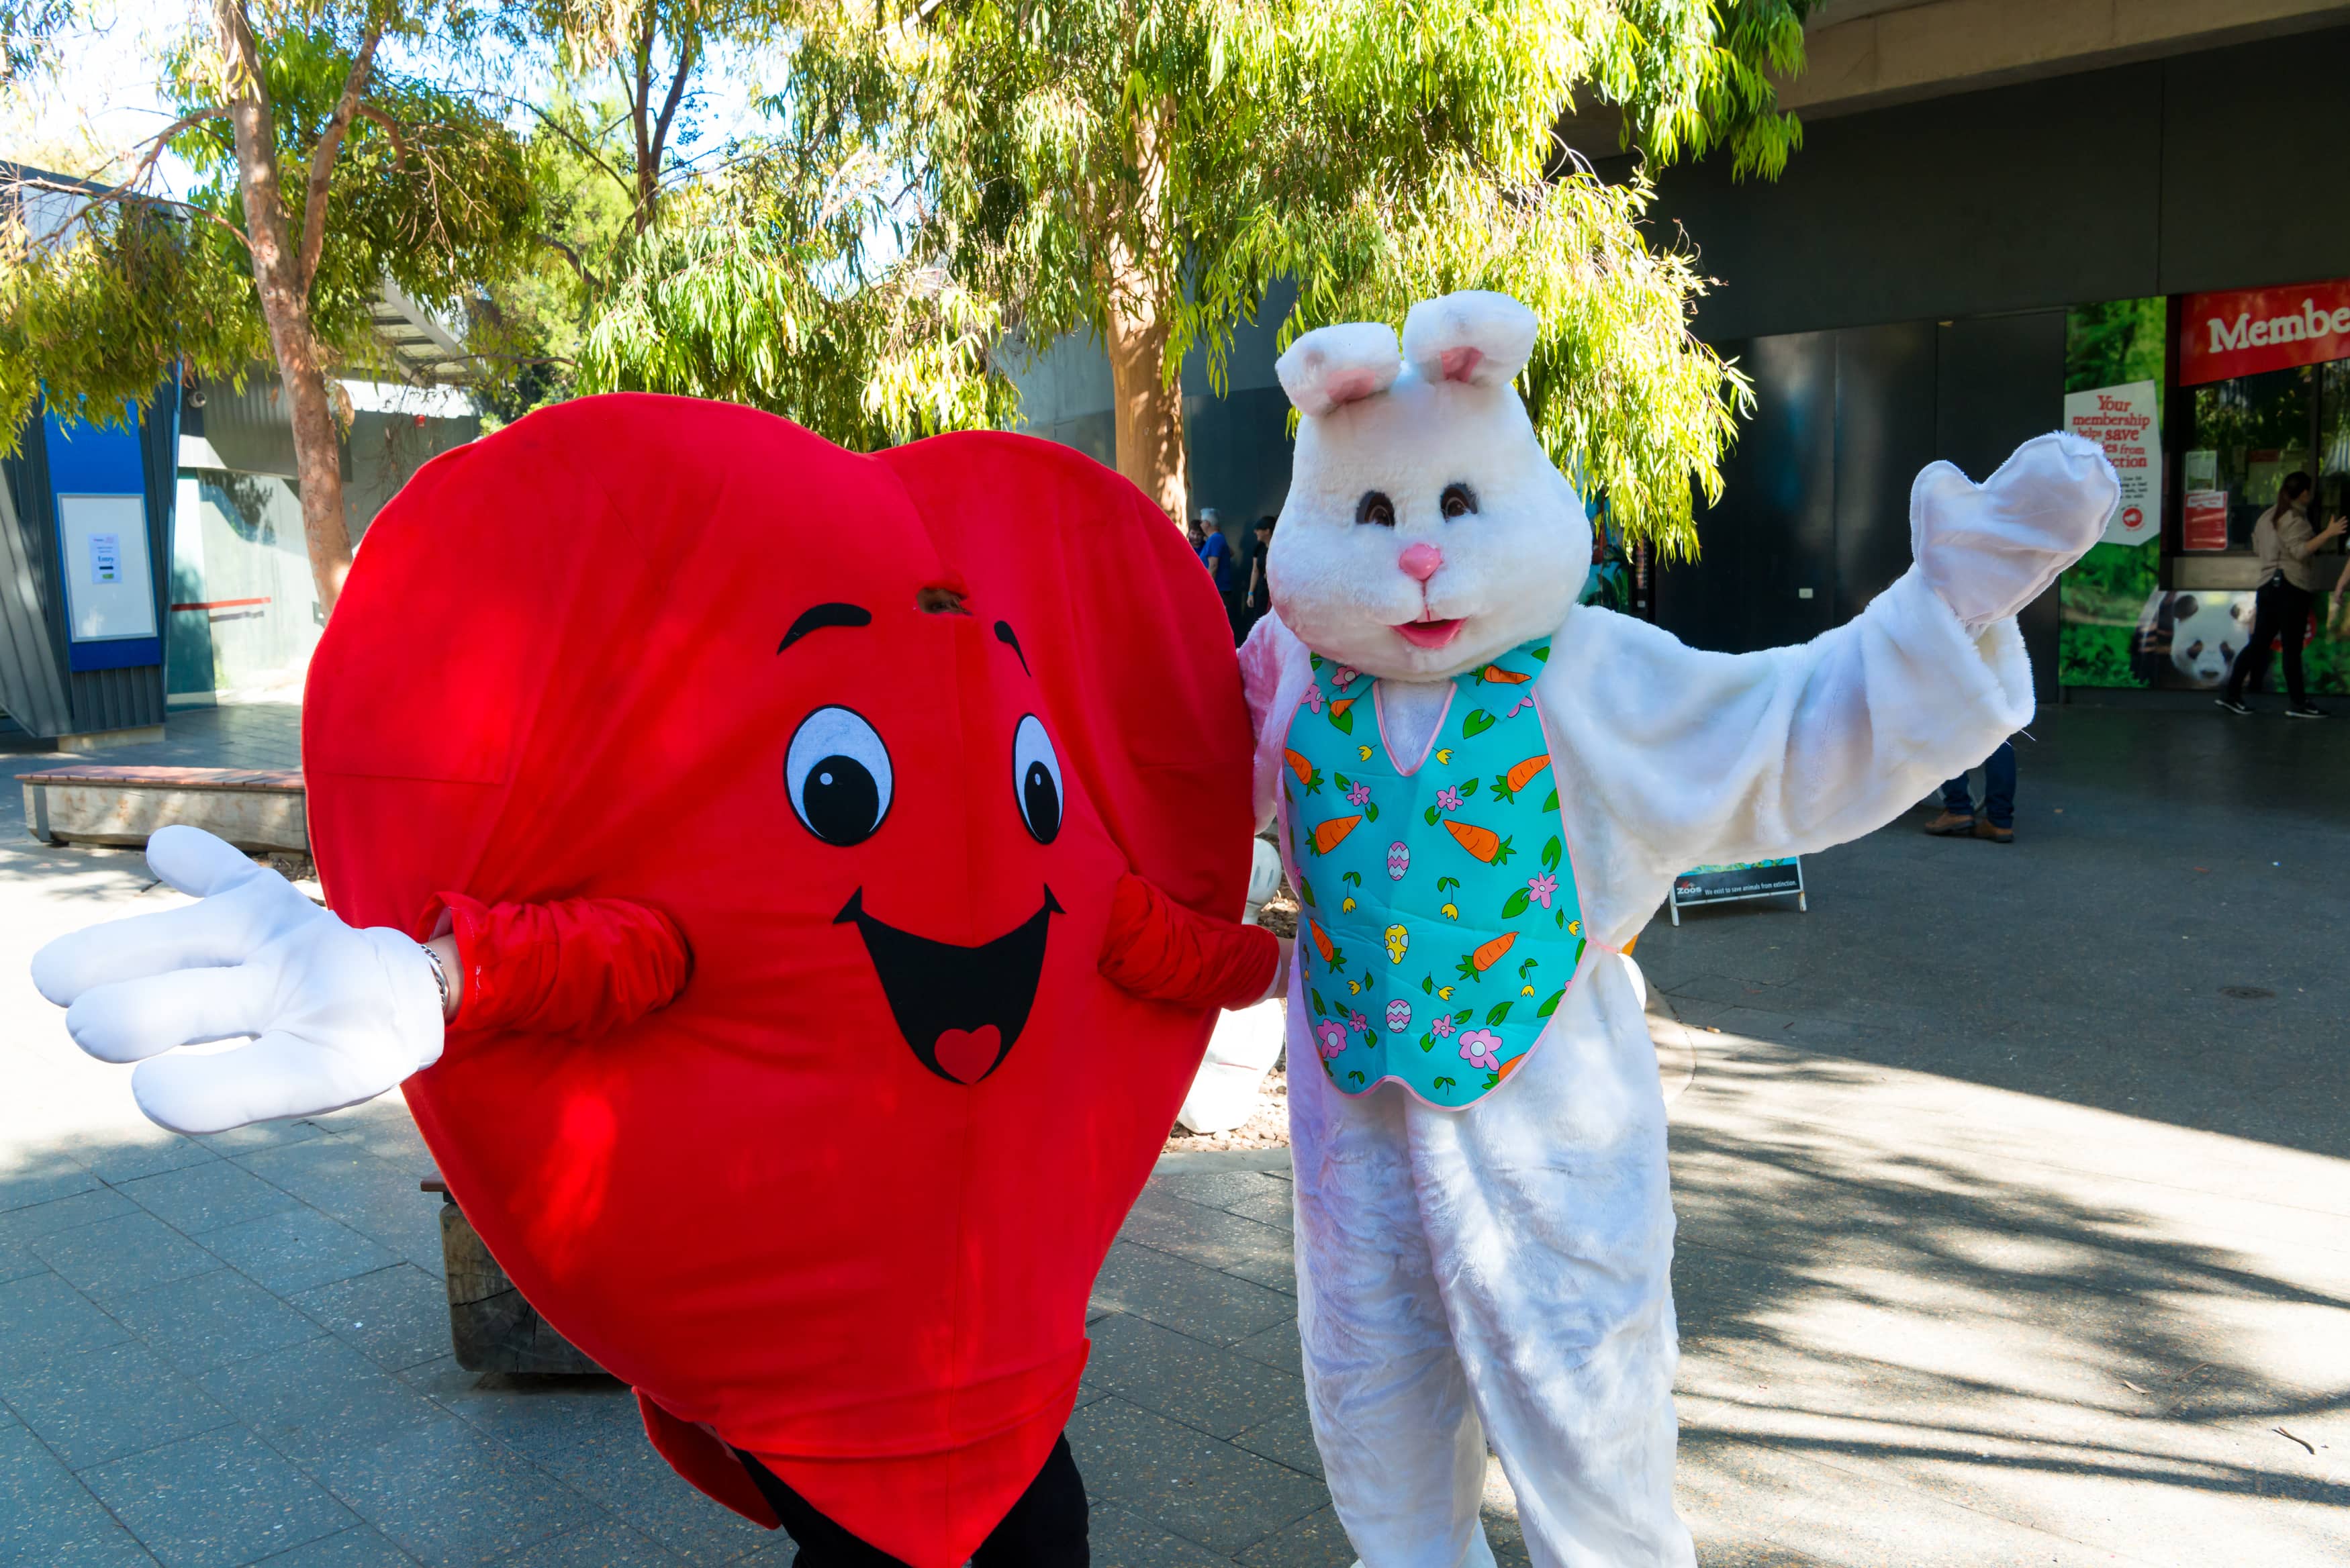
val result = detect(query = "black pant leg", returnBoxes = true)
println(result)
[733,1451,912,1568]
[733,1436,1088,1568]
[971,1434,1089,1567]
[2226,586,2284,701]
[2278,584,2313,703]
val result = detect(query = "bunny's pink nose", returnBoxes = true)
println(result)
[1399,543,1444,583]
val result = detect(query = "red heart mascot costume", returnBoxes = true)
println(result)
[34,394,1279,1567]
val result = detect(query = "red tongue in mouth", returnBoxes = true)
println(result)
[1395,618,1464,650]
[933,1026,1004,1085]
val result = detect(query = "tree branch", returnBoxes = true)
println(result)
[25,108,229,239]
[628,17,653,232]
[354,103,408,163]
[475,89,636,203]
[5,170,252,256]
[533,230,598,292]
[295,21,383,298]
[647,31,697,189]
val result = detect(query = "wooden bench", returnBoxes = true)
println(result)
[17,765,308,854]
[421,1174,606,1375]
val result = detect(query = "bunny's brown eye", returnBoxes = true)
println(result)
[1441,483,1478,519]
[1355,491,1396,528]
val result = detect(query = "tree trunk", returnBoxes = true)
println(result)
[214,0,355,615]
[1104,279,1188,524]
[1100,99,1186,525]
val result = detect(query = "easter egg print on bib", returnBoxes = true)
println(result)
[1278,641,1585,1108]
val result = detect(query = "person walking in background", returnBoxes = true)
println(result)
[2218,471,2347,719]
[1239,515,1276,639]
[1923,738,2018,844]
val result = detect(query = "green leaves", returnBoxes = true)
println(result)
[1541,836,1562,871]
[769,0,1801,550]
[1461,708,1496,738]
[1501,887,1531,920]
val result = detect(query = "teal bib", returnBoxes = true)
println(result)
[1278,640,1586,1109]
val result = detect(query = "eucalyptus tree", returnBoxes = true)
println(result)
[716,0,1820,550]
[1,1,536,611]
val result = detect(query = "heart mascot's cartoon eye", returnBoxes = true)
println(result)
[1013,714,1063,843]
[788,706,893,846]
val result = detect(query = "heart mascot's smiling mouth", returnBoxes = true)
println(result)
[834,887,1062,1084]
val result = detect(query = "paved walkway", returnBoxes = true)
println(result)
[1,699,2345,1565]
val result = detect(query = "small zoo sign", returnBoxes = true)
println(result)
[1668,859,1806,926]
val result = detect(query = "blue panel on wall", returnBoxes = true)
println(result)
[69,635,162,672]
[44,401,162,672]
[43,407,144,493]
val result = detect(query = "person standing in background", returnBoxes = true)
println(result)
[2218,472,2347,719]
[1923,739,2018,844]
[1240,516,1277,639]
[1194,507,1232,594]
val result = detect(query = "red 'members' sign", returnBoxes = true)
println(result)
[2179,278,2350,386]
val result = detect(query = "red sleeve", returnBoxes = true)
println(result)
[420,893,691,1034]
[1096,872,1279,1012]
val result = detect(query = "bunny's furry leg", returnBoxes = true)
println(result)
[1294,953,1697,1568]
[1292,1050,1498,1567]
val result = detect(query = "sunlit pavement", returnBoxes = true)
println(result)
[0,695,2344,1565]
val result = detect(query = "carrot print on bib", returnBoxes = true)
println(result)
[1278,638,1585,1109]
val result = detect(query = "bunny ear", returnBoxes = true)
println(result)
[1275,322,1402,417]
[1401,291,1539,389]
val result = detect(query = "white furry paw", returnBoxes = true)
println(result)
[1910,432,2119,631]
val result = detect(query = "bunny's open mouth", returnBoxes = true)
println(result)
[1395,617,1464,650]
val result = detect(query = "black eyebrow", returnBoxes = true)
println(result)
[779,603,872,652]
[993,620,1029,675]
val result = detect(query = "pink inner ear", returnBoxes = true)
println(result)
[1323,369,1378,405]
[1439,347,1483,383]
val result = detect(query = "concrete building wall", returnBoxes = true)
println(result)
[1621,22,2350,344]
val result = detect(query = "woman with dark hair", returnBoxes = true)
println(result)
[2219,472,2347,718]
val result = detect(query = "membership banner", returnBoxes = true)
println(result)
[2179,277,2350,386]
[2063,381,2161,548]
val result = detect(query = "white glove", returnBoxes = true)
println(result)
[1912,432,2119,632]
[30,826,445,1136]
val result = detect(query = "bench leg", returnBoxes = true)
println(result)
[23,785,56,845]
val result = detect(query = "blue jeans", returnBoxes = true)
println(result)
[1940,740,2015,829]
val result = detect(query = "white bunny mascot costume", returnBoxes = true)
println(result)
[1241,292,2115,1568]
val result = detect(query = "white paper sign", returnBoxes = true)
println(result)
[2063,381,2162,548]
[56,495,156,642]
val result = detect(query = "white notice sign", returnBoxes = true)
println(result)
[2063,381,2162,548]
[56,495,156,642]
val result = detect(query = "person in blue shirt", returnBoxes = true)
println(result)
[1193,508,1233,594]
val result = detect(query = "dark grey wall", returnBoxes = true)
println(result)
[1661,312,2067,696]
[1630,24,2350,344]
